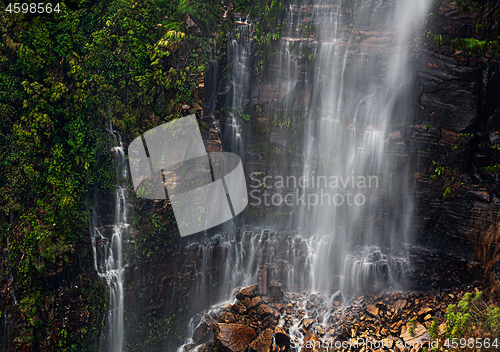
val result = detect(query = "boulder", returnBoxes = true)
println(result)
[236,284,259,300]
[231,302,247,315]
[250,296,262,308]
[274,326,291,348]
[214,323,257,352]
[192,321,211,344]
[257,304,273,316]
[303,330,324,352]
[269,280,284,300]
[249,328,273,352]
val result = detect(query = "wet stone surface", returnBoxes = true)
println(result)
[179,281,486,352]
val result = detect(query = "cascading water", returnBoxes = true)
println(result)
[89,123,131,352]
[296,0,431,294]
[179,0,432,349]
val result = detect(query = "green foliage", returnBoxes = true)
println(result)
[429,318,440,339]
[442,185,452,200]
[125,311,176,351]
[423,2,500,58]
[0,0,223,349]
[427,292,500,351]
[409,318,417,337]
[251,0,286,75]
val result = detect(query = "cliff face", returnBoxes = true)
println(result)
[410,1,500,255]
[0,235,106,352]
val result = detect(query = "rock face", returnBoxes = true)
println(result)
[213,323,257,352]
[184,14,206,37]
[413,51,481,132]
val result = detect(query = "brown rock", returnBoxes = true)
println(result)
[316,326,325,336]
[257,304,273,316]
[366,305,379,316]
[274,326,291,347]
[251,296,262,308]
[232,302,247,315]
[214,323,257,352]
[338,325,349,340]
[258,265,270,296]
[220,312,237,324]
[400,322,430,346]
[269,280,284,300]
[303,330,324,352]
[249,328,273,352]
[243,297,252,309]
[236,284,259,300]
[394,299,407,310]
[417,307,432,316]
[303,318,314,329]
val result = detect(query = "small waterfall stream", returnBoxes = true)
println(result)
[89,123,131,352]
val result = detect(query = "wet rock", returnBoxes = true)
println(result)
[213,323,257,352]
[220,312,237,324]
[337,325,350,340]
[414,50,480,132]
[249,328,273,352]
[231,302,247,315]
[274,326,291,348]
[303,318,314,329]
[316,326,325,336]
[236,284,259,300]
[251,296,262,308]
[258,265,270,296]
[269,280,284,300]
[257,304,273,316]
[193,321,211,343]
[303,330,324,352]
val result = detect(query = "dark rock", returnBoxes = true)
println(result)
[413,50,480,132]
[231,302,247,315]
[269,280,284,300]
[303,329,324,352]
[274,326,291,348]
[184,14,206,37]
[193,321,211,344]
[213,323,257,352]
[257,304,273,316]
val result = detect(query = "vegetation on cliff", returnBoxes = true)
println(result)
[0,0,221,349]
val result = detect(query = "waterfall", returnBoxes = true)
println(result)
[295,0,431,294]
[89,123,131,352]
[217,0,431,294]
[181,0,432,349]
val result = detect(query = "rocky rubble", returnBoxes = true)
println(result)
[180,274,486,352]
